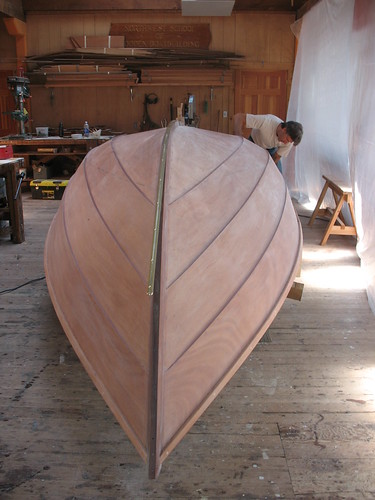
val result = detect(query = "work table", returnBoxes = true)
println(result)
[0,158,24,243]
[0,135,112,181]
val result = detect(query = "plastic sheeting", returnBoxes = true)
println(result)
[284,0,375,313]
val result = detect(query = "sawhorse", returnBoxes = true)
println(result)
[308,175,357,245]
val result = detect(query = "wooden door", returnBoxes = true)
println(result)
[235,69,288,120]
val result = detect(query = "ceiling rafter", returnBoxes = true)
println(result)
[0,0,25,21]
[20,0,310,15]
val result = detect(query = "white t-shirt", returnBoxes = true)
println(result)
[245,114,293,157]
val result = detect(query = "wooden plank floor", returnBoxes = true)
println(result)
[1,193,375,499]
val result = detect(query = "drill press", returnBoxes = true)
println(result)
[7,75,30,138]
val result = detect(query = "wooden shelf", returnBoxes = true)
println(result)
[29,67,234,88]
[0,137,111,179]
[17,151,86,156]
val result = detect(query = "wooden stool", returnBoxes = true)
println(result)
[308,175,357,245]
[0,158,25,244]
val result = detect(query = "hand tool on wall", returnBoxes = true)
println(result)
[140,93,160,131]
[169,97,174,121]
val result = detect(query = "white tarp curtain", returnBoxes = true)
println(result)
[284,0,375,313]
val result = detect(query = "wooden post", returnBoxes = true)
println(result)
[3,18,27,68]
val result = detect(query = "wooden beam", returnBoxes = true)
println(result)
[21,0,180,12]
[3,17,26,37]
[3,17,27,64]
[287,281,304,301]
[0,0,24,21]
[233,0,305,12]
[21,0,310,14]
[297,0,322,19]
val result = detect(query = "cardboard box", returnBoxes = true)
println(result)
[30,179,68,200]
[36,127,49,137]
[33,164,53,179]
[0,145,13,160]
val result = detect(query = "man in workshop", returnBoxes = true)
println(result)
[233,113,303,173]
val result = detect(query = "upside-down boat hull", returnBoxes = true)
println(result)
[44,123,302,478]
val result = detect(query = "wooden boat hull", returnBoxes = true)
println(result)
[44,123,302,478]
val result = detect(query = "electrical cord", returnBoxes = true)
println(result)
[0,276,46,295]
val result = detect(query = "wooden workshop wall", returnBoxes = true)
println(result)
[29,85,228,135]
[0,18,18,135]
[0,17,17,70]
[25,12,296,135]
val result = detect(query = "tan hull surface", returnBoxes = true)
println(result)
[44,123,302,478]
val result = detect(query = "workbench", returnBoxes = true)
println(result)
[0,158,25,243]
[0,136,111,181]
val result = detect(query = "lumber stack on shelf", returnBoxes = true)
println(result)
[141,68,234,86]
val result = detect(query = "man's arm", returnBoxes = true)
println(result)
[233,113,246,136]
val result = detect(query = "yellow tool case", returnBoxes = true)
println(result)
[30,179,69,200]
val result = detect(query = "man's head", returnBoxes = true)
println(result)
[279,121,303,146]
